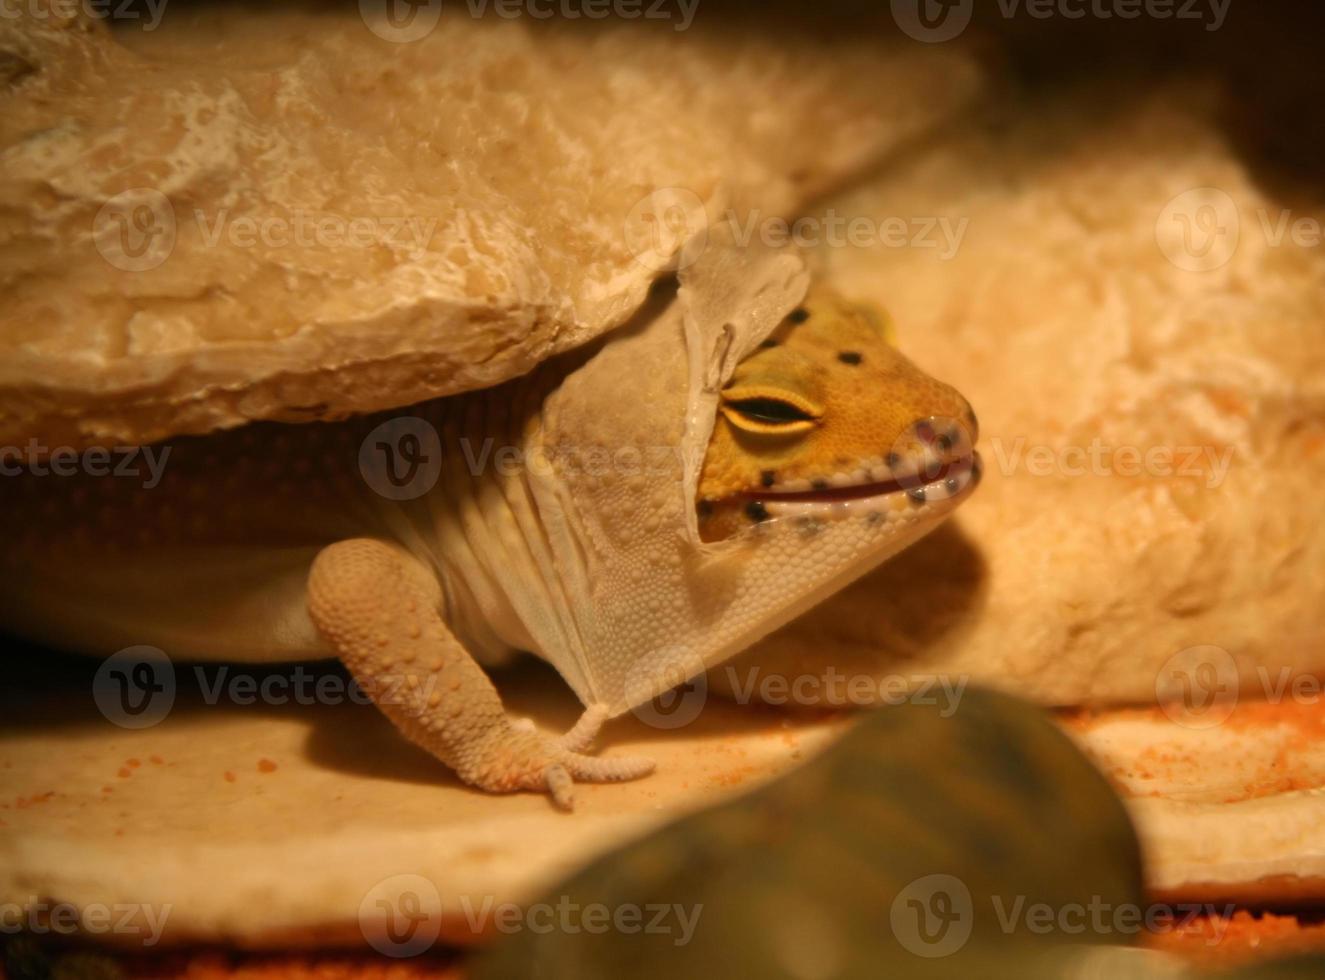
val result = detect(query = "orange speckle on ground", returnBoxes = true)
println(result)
[224,771,237,783]
[126,758,142,768]
[710,765,758,788]
[34,949,465,979]
[149,755,165,765]
[1059,696,1325,804]
[1147,910,1325,966]
[117,767,132,778]
[257,759,278,774]
[101,786,114,794]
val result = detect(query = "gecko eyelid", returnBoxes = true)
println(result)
[724,397,818,425]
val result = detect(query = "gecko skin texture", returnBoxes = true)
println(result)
[307,538,653,808]
[1,282,979,808]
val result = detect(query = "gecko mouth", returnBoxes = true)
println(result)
[698,452,981,541]
[747,455,976,504]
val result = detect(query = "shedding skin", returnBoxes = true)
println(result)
[307,539,653,808]
[302,288,977,806]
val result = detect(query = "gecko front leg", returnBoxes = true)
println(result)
[307,538,654,808]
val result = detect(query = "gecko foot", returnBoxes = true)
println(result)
[541,751,657,810]
[468,725,655,811]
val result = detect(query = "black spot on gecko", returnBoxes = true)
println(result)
[760,470,776,488]
[759,338,778,349]
[745,500,771,523]
[838,351,863,366]
[812,478,829,491]
[788,307,810,325]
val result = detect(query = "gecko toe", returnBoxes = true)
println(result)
[556,704,610,753]
[563,752,656,784]
[544,763,575,810]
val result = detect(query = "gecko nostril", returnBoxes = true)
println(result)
[914,420,937,444]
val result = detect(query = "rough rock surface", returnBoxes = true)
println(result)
[0,3,980,449]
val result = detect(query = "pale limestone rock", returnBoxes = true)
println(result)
[0,4,980,449]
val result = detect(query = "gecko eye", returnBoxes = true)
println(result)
[720,395,820,435]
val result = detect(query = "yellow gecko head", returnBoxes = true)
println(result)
[698,285,980,540]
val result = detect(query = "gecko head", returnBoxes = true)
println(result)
[697,285,981,543]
